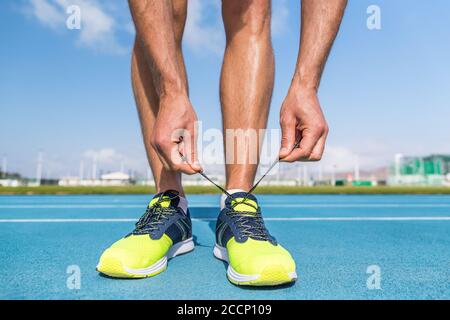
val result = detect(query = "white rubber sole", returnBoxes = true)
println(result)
[213,244,298,285]
[98,237,194,277]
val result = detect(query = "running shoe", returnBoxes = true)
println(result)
[214,192,297,286]
[97,190,194,278]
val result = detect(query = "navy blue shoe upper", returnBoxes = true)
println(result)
[130,190,192,243]
[216,192,276,246]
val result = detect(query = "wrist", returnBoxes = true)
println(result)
[159,78,188,99]
[289,77,319,97]
[291,67,321,93]
[159,91,191,110]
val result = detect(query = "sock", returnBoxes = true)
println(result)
[220,189,245,210]
[178,195,188,214]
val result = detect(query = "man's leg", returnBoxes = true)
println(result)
[220,0,274,191]
[214,1,296,287]
[97,0,195,279]
[131,0,188,195]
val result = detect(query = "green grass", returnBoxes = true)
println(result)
[1,185,450,195]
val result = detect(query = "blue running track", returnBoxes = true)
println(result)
[0,194,449,299]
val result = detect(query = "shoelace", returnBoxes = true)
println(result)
[227,206,270,241]
[181,140,301,240]
[132,192,180,235]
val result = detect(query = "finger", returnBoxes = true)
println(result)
[177,127,202,174]
[279,116,296,159]
[308,134,327,161]
[177,140,200,175]
[175,150,199,175]
[184,124,202,172]
[281,129,319,162]
[155,134,197,174]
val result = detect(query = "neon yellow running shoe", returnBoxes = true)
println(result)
[97,190,194,278]
[213,192,297,286]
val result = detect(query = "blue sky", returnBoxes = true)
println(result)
[1,0,449,179]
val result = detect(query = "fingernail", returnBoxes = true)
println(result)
[192,162,202,170]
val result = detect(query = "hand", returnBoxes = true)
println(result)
[151,95,202,174]
[279,87,328,162]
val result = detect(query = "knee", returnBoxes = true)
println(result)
[224,0,271,38]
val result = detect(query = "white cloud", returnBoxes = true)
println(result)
[124,21,135,35]
[271,0,289,36]
[321,146,359,171]
[28,0,65,29]
[25,0,289,56]
[25,0,127,54]
[82,148,148,174]
[184,0,224,56]
[83,148,124,164]
[321,144,393,172]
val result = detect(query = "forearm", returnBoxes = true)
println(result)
[128,0,187,98]
[293,0,347,91]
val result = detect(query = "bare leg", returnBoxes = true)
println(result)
[220,0,274,191]
[131,0,188,195]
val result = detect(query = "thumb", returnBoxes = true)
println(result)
[279,117,296,159]
[186,124,202,173]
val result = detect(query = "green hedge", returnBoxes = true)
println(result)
[1,185,450,195]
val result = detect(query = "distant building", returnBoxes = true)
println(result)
[58,176,82,186]
[100,171,131,185]
[58,171,131,186]
[389,154,450,185]
[0,179,23,187]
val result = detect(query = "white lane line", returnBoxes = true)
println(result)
[1,217,450,223]
[2,204,450,209]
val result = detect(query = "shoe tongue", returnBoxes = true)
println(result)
[148,190,180,209]
[225,192,259,213]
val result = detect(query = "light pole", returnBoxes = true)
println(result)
[1,155,7,178]
[92,155,97,180]
[303,165,308,186]
[331,164,336,186]
[354,155,360,181]
[79,160,84,180]
[394,153,403,184]
[36,152,43,186]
